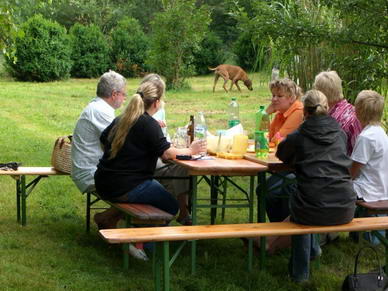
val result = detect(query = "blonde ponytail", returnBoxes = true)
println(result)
[108,80,166,159]
[109,94,144,159]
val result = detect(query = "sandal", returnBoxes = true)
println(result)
[177,215,192,226]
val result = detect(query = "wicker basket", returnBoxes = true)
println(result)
[51,135,72,174]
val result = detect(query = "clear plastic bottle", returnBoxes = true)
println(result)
[228,97,240,128]
[194,112,207,156]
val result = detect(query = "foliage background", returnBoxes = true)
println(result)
[0,0,386,95]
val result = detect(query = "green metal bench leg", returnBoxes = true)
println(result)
[384,229,388,272]
[257,172,267,270]
[16,179,21,223]
[163,241,170,291]
[122,216,131,270]
[154,242,161,291]
[248,238,253,272]
[21,175,27,226]
[86,192,91,233]
[191,176,198,275]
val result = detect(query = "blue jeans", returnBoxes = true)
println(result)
[259,171,296,222]
[290,234,321,282]
[115,179,179,216]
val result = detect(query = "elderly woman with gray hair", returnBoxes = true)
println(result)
[313,70,362,155]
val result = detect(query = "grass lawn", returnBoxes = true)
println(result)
[0,73,385,290]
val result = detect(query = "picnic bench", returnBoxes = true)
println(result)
[0,167,66,225]
[100,216,388,291]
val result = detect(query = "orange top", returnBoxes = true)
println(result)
[269,100,304,143]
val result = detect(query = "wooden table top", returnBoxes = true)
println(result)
[243,153,282,166]
[172,156,268,176]
[0,167,67,176]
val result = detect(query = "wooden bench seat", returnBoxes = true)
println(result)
[100,217,388,243]
[86,191,173,232]
[356,200,388,214]
[99,217,388,291]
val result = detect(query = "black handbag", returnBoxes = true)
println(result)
[342,246,388,291]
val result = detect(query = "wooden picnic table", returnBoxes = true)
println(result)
[0,167,67,225]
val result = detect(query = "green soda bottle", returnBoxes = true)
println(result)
[254,130,269,158]
[255,105,269,132]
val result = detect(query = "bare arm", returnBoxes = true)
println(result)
[350,161,364,179]
[161,140,206,160]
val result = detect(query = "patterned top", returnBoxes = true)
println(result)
[329,99,362,155]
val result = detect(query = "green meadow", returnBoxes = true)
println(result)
[0,73,385,290]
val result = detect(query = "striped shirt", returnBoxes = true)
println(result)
[329,99,362,155]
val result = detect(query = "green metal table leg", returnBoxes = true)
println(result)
[249,176,254,223]
[21,175,27,226]
[16,178,21,223]
[163,241,170,291]
[210,176,219,225]
[221,177,227,221]
[191,176,198,275]
[257,172,267,270]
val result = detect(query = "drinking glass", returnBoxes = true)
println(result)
[173,127,189,149]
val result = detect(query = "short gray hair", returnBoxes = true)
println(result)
[96,70,126,98]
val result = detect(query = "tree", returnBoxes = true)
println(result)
[147,0,211,89]
[69,23,110,78]
[110,17,149,77]
[233,0,387,99]
[6,14,71,81]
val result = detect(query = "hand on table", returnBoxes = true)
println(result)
[190,139,207,155]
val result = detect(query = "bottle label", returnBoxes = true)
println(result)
[195,126,206,139]
[228,119,240,128]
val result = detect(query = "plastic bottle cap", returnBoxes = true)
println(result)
[259,105,265,109]
[231,97,236,101]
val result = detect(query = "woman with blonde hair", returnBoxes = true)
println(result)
[267,78,304,144]
[275,89,356,282]
[142,73,192,225]
[94,80,205,260]
[258,78,304,225]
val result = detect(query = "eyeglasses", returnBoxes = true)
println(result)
[115,90,127,97]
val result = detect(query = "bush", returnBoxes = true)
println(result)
[193,32,227,75]
[69,23,110,78]
[147,0,210,89]
[110,17,149,77]
[234,31,266,72]
[6,15,71,82]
